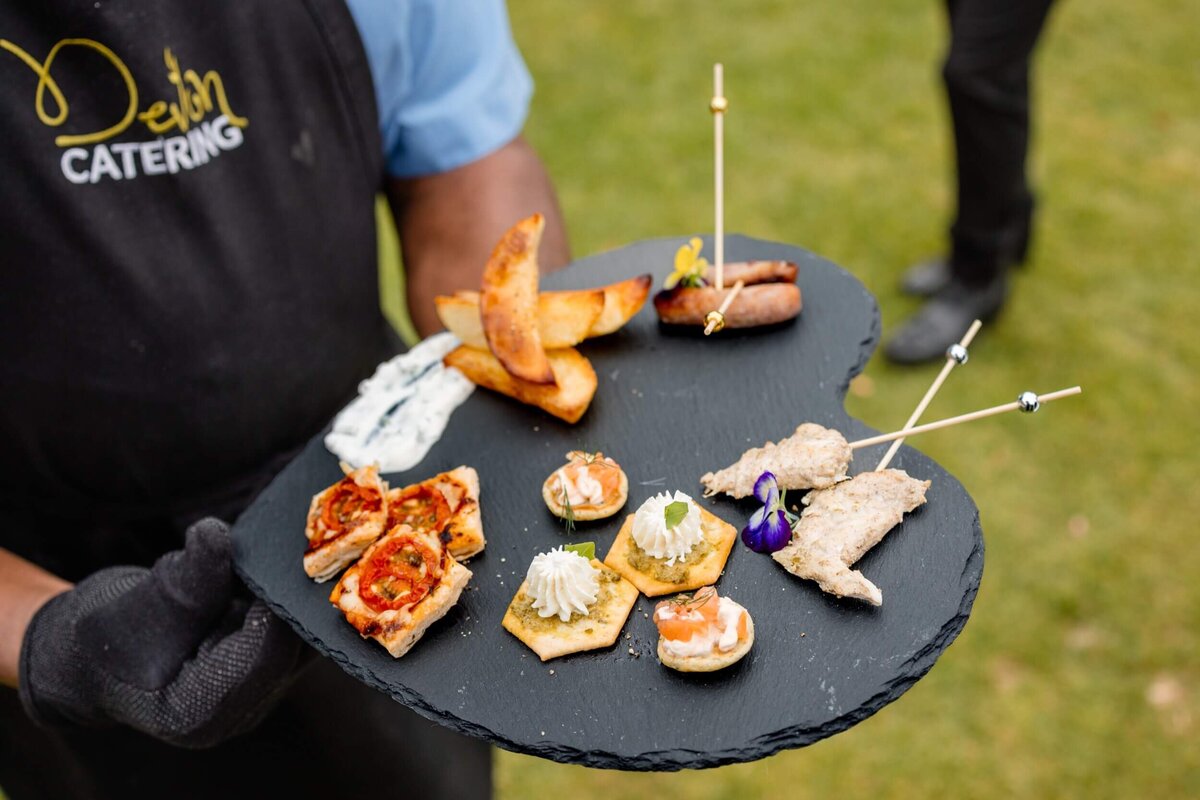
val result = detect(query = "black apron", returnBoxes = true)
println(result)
[0,2,489,796]
[0,0,392,574]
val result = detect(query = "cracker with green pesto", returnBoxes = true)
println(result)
[502,545,639,661]
[603,492,737,597]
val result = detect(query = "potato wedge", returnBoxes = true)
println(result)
[586,274,652,336]
[480,214,555,385]
[436,274,648,347]
[437,289,605,350]
[444,345,597,424]
[435,294,488,348]
[540,288,607,347]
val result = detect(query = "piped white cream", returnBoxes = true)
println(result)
[632,490,702,565]
[525,547,600,622]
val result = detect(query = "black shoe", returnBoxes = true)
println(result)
[884,274,1008,365]
[900,256,952,297]
[900,248,1030,298]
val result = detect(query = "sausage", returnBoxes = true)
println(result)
[701,260,798,286]
[653,282,802,329]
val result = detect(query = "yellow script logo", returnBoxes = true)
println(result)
[2,37,250,182]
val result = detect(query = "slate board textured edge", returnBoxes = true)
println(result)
[236,512,983,771]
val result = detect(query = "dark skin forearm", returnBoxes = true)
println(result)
[387,135,570,336]
[0,548,71,687]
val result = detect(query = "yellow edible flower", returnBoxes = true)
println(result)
[664,237,709,289]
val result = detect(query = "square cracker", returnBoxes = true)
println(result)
[502,560,639,661]
[603,507,738,597]
[330,529,472,658]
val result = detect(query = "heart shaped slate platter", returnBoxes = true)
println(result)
[232,235,984,771]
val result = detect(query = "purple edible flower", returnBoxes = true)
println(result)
[741,471,794,553]
[753,470,778,506]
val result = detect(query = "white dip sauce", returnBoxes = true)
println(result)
[324,332,473,473]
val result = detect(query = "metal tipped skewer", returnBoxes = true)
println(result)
[851,386,1082,450]
[875,320,982,470]
[704,279,745,335]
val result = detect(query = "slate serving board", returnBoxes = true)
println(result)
[232,235,984,771]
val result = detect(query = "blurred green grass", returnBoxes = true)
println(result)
[375,0,1195,797]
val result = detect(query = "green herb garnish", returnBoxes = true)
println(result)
[564,541,595,561]
[663,500,690,530]
[668,586,715,609]
[570,450,616,469]
[560,483,576,535]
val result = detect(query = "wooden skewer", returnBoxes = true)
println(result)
[875,319,982,470]
[712,62,726,292]
[704,279,745,335]
[703,63,733,336]
[851,386,1082,450]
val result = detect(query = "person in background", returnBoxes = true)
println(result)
[884,0,1057,364]
[0,1,566,797]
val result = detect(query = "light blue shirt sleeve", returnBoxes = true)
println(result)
[344,0,534,178]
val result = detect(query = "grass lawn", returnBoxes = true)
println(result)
[418,0,1193,797]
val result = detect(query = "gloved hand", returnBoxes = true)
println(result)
[18,517,306,748]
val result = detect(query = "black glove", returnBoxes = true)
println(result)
[19,517,306,748]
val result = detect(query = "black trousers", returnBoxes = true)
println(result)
[943,0,1056,282]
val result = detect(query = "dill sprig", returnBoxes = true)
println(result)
[567,449,617,470]
[560,482,576,535]
[668,586,716,609]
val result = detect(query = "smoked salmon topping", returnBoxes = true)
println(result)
[653,587,728,642]
[554,451,623,510]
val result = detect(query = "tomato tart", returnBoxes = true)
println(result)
[330,524,472,658]
[389,466,485,561]
[303,463,389,582]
